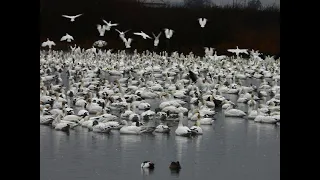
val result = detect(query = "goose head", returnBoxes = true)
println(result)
[92,120,99,126]
[42,108,51,115]
[120,120,128,126]
[87,98,92,103]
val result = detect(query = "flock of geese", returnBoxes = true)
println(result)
[40,44,280,135]
[41,12,279,173]
[42,14,211,50]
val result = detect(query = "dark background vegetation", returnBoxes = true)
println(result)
[40,0,280,56]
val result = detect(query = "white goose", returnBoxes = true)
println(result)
[175,112,192,137]
[102,20,118,31]
[227,46,248,58]
[154,123,170,133]
[120,103,135,120]
[164,28,174,39]
[122,37,133,49]
[189,114,203,135]
[52,96,67,109]
[197,111,214,125]
[98,113,118,122]
[247,96,257,107]
[222,99,235,109]
[152,32,162,47]
[138,102,151,110]
[93,40,107,47]
[247,103,258,120]
[115,29,130,40]
[237,93,249,103]
[103,119,123,130]
[60,111,85,129]
[205,96,215,108]
[86,99,103,114]
[200,100,215,115]
[224,104,246,117]
[85,115,103,130]
[40,107,56,125]
[140,89,159,99]
[77,106,89,116]
[60,33,74,42]
[79,116,93,128]
[48,103,65,117]
[92,120,112,133]
[62,14,83,22]
[41,38,56,49]
[254,109,278,124]
[198,18,207,28]
[141,110,155,121]
[133,31,152,39]
[52,114,70,132]
[97,24,107,36]
[119,120,147,135]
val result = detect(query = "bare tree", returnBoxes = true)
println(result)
[184,0,211,8]
[247,0,262,9]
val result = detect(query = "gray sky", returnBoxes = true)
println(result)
[157,0,280,7]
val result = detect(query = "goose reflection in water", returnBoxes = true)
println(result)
[141,168,154,176]
[53,130,70,157]
[170,168,181,176]
[175,136,189,163]
[224,116,246,126]
[195,135,202,152]
[256,122,277,146]
[91,132,111,141]
[169,161,181,177]
[199,124,215,132]
[120,135,142,151]
[154,133,170,146]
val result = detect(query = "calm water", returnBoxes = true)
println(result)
[40,109,280,180]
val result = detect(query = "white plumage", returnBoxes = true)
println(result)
[198,18,207,28]
[41,38,56,49]
[60,33,74,42]
[62,14,83,22]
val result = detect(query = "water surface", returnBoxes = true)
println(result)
[40,110,280,180]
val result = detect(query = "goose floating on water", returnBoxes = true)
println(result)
[141,161,155,169]
[224,104,246,117]
[155,123,170,133]
[175,112,192,137]
[40,35,279,143]
[189,113,203,135]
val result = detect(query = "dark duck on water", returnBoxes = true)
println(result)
[169,161,181,170]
